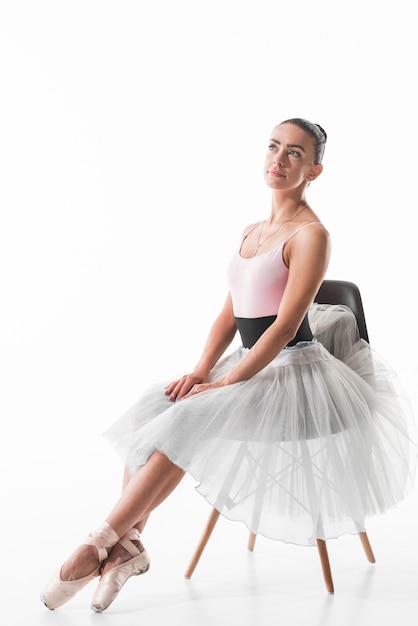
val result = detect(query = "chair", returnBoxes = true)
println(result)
[184,279,376,593]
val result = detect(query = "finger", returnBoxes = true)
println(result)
[167,378,190,401]
[165,382,176,395]
[166,380,184,401]
[176,381,196,401]
[166,376,189,399]
[170,383,185,401]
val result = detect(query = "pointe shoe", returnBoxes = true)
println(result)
[40,521,119,610]
[90,528,150,613]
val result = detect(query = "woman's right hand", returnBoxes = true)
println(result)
[165,372,208,402]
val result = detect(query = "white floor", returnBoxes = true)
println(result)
[2,442,418,626]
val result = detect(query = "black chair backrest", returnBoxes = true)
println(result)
[314,280,369,343]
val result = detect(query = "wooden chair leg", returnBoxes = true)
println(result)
[247,532,257,551]
[359,531,376,563]
[316,539,334,593]
[184,508,221,578]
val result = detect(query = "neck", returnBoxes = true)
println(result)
[269,195,308,223]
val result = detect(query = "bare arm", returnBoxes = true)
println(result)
[165,292,237,400]
[182,223,330,397]
[224,224,331,384]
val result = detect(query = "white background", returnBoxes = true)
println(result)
[1,2,417,625]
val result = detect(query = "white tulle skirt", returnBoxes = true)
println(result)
[104,304,417,546]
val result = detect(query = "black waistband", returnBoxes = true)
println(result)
[235,313,313,349]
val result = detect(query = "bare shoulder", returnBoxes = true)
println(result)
[240,221,261,240]
[296,221,330,246]
[242,221,260,235]
[285,221,331,268]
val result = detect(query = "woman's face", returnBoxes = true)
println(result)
[264,123,322,191]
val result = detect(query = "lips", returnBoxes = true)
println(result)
[269,170,285,177]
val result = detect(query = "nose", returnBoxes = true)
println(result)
[273,149,286,166]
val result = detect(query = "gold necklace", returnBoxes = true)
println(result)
[253,203,308,256]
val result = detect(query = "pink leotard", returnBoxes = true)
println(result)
[227,223,318,318]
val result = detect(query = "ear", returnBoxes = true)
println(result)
[307,163,323,182]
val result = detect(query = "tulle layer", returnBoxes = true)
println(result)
[104,304,417,546]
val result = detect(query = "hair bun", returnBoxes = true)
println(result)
[315,124,327,141]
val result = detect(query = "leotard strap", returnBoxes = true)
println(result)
[228,222,320,319]
[228,222,320,348]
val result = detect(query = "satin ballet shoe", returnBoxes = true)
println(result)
[40,521,120,610]
[90,528,150,613]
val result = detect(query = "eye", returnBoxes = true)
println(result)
[288,149,302,158]
[268,143,277,151]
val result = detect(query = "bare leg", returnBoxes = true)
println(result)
[61,451,184,581]
[121,465,149,533]
[99,467,151,576]
[106,450,184,534]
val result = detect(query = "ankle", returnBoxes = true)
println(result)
[131,539,145,553]
[84,521,120,562]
